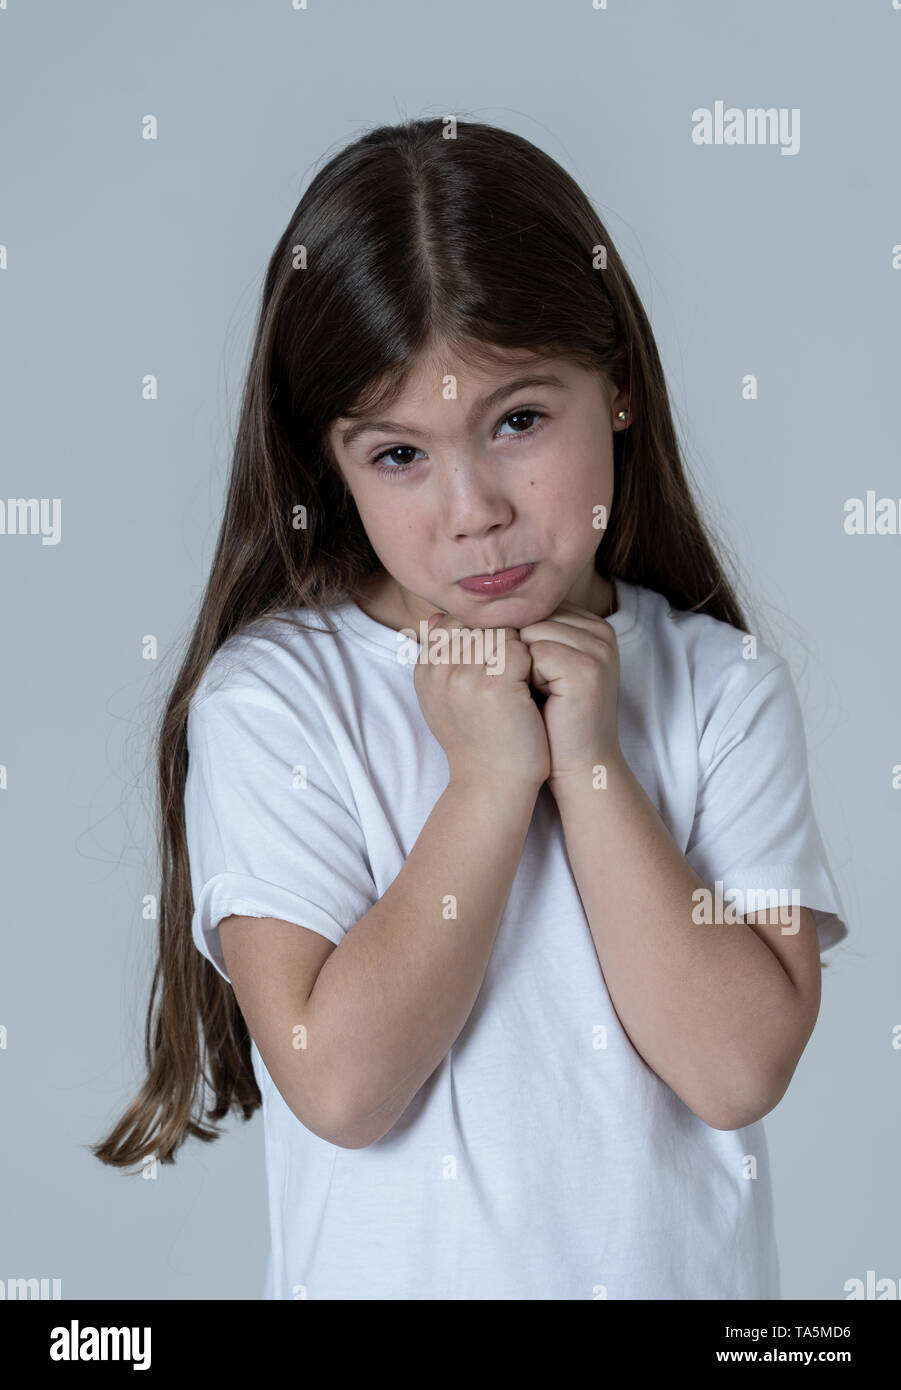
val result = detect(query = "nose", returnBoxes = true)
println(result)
[437,456,515,540]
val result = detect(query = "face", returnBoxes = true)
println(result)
[325,346,629,633]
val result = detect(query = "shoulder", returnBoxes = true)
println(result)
[191,607,344,713]
[630,583,792,751]
[184,609,367,807]
[185,608,360,775]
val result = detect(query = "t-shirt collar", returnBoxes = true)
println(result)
[333,576,640,657]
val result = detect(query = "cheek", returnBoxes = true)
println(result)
[355,491,430,557]
[523,456,612,528]
[518,458,570,507]
[352,484,403,532]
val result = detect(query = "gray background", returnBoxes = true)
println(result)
[0,0,894,1299]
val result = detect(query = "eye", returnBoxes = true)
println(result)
[371,444,423,474]
[495,408,545,439]
[370,408,548,477]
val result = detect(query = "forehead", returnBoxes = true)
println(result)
[330,347,588,435]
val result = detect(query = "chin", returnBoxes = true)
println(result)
[460,596,551,627]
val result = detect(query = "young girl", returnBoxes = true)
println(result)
[94,116,848,1300]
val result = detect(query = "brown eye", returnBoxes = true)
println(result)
[496,409,547,439]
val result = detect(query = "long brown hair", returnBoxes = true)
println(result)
[93,115,776,1171]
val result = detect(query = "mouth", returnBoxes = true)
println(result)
[457,563,536,595]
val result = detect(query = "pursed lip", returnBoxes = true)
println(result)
[459,562,533,581]
[456,562,536,594]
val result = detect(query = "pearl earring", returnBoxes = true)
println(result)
[616,409,629,421]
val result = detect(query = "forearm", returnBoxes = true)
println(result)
[552,753,806,1129]
[307,775,539,1147]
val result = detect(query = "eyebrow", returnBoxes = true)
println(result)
[338,373,570,448]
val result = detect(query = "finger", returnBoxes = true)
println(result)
[555,600,617,629]
[553,603,615,629]
[556,599,600,615]
[518,616,608,650]
[543,610,606,633]
[520,636,606,667]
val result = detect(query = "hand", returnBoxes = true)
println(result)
[413,611,551,793]
[517,600,622,796]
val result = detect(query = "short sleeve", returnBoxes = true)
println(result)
[684,657,848,953]
[184,680,378,983]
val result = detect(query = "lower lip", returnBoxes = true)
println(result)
[458,563,536,595]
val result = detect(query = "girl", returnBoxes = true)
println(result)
[94,116,847,1300]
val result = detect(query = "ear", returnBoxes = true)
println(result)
[611,386,630,427]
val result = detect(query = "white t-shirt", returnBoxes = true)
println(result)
[184,577,848,1300]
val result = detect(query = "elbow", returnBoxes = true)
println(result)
[322,1119,389,1151]
[296,1087,384,1151]
[283,1079,372,1150]
[322,1090,409,1150]
[297,1095,372,1150]
[286,1047,413,1149]
[300,1110,370,1149]
[690,1063,796,1133]
[679,999,819,1132]
[321,1127,372,1150]
[700,1100,773,1132]
[321,1109,377,1150]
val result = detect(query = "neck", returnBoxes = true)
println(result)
[353,567,616,633]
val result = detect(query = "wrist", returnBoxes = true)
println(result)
[547,747,628,804]
[448,769,545,803]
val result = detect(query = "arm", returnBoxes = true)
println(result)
[224,773,540,1150]
[550,753,822,1131]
